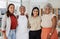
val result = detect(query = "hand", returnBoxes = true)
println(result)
[3,33,7,39]
[4,36,7,39]
[2,31,7,39]
[47,35,51,39]
[27,26,31,29]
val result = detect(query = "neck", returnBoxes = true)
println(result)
[20,14,24,15]
[45,12,51,14]
[33,15,38,18]
[10,13,14,16]
[45,13,50,15]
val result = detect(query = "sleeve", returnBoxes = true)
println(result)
[1,15,6,31]
[52,14,56,18]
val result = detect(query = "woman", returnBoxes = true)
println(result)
[41,3,58,39]
[16,6,29,39]
[28,7,41,39]
[1,4,18,39]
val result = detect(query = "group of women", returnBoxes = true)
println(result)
[1,3,58,39]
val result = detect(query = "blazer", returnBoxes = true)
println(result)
[1,13,17,37]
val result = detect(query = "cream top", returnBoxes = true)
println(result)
[41,13,56,28]
[29,16,41,31]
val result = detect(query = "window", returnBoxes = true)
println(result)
[0,0,7,37]
[0,0,7,15]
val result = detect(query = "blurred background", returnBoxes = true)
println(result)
[0,0,60,39]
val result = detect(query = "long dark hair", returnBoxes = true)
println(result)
[31,7,39,16]
[6,4,15,17]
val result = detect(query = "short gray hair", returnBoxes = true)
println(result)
[44,3,53,10]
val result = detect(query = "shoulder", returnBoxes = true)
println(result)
[26,14,28,19]
[41,14,45,19]
[28,16,32,21]
[2,14,7,18]
[51,14,56,18]
[29,16,32,18]
[52,14,56,16]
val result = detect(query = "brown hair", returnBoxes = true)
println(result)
[6,3,15,17]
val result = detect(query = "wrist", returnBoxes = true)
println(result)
[49,33,52,36]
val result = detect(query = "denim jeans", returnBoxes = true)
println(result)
[8,29,16,39]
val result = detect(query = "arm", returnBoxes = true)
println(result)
[47,16,57,39]
[25,13,31,29]
[27,21,31,29]
[40,16,42,28]
[1,15,7,39]
[50,16,57,35]
[27,16,31,29]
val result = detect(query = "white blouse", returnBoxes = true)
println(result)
[41,13,56,28]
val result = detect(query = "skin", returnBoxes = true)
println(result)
[28,9,39,28]
[44,7,51,14]
[47,16,57,39]
[19,6,26,15]
[44,7,57,39]
[9,5,15,14]
[33,9,38,17]
[2,5,15,39]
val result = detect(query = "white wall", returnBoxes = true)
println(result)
[29,0,60,8]
[0,0,60,14]
[22,0,60,15]
[48,0,60,8]
[39,0,60,8]
[0,1,6,8]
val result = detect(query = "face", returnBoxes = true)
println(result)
[9,5,15,14]
[45,7,51,14]
[20,6,25,14]
[33,9,38,17]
